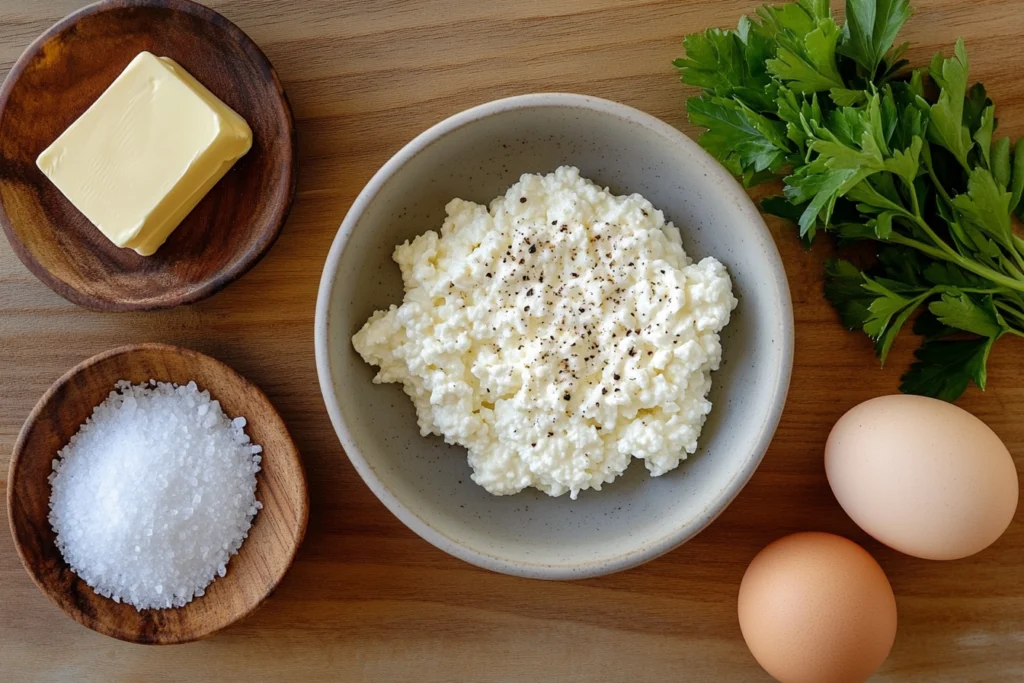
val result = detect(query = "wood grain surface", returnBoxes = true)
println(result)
[8,343,308,645]
[1,0,1021,680]
[0,0,296,311]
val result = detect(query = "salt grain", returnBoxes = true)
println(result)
[48,380,263,610]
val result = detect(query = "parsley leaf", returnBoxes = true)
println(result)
[1010,139,1024,211]
[973,105,995,169]
[776,87,821,153]
[901,337,996,400]
[952,167,1014,250]
[767,17,846,93]
[762,195,808,223]
[674,28,776,112]
[686,96,794,178]
[824,259,875,329]
[861,276,933,363]
[912,308,958,340]
[929,292,1007,337]
[838,0,913,74]
[927,39,974,170]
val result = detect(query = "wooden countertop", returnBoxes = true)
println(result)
[1,1,1021,680]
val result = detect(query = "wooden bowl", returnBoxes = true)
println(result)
[0,0,297,311]
[7,344,308,644]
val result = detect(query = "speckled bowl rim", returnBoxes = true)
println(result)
[315,93,794,579]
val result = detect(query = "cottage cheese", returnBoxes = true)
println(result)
[353,167,736,498]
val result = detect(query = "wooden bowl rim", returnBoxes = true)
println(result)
[6,343,310,644]
[0,0,298,312]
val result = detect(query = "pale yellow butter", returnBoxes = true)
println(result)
[36,51,252,256]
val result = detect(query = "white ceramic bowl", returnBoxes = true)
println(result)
[316,93,793,579]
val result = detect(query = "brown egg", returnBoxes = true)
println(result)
[738,533,897,683]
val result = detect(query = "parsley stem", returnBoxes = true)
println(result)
[921,152,1024,278]
[1009,239,1024,275]
[906,192,1024,283]
[1006,249,1024,279]
[907,178,923,219]
[921,155,1024,278]
[908,213,965,261]
[995,301,1024,329]
[889,231,1024,293]
[924,155,955,209]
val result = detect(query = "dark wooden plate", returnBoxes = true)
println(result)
[0,0,297,311]
[7,344,309,644]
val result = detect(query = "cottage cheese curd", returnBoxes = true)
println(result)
[353,167,736,498]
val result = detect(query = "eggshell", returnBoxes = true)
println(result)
[825,394,1019,561]
[738,532,897,683]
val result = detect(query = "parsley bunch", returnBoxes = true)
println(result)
[675,0,1024,401]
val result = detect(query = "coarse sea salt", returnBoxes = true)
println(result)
[48,379,263,611]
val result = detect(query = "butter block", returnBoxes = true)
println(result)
[37,51,253,256]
